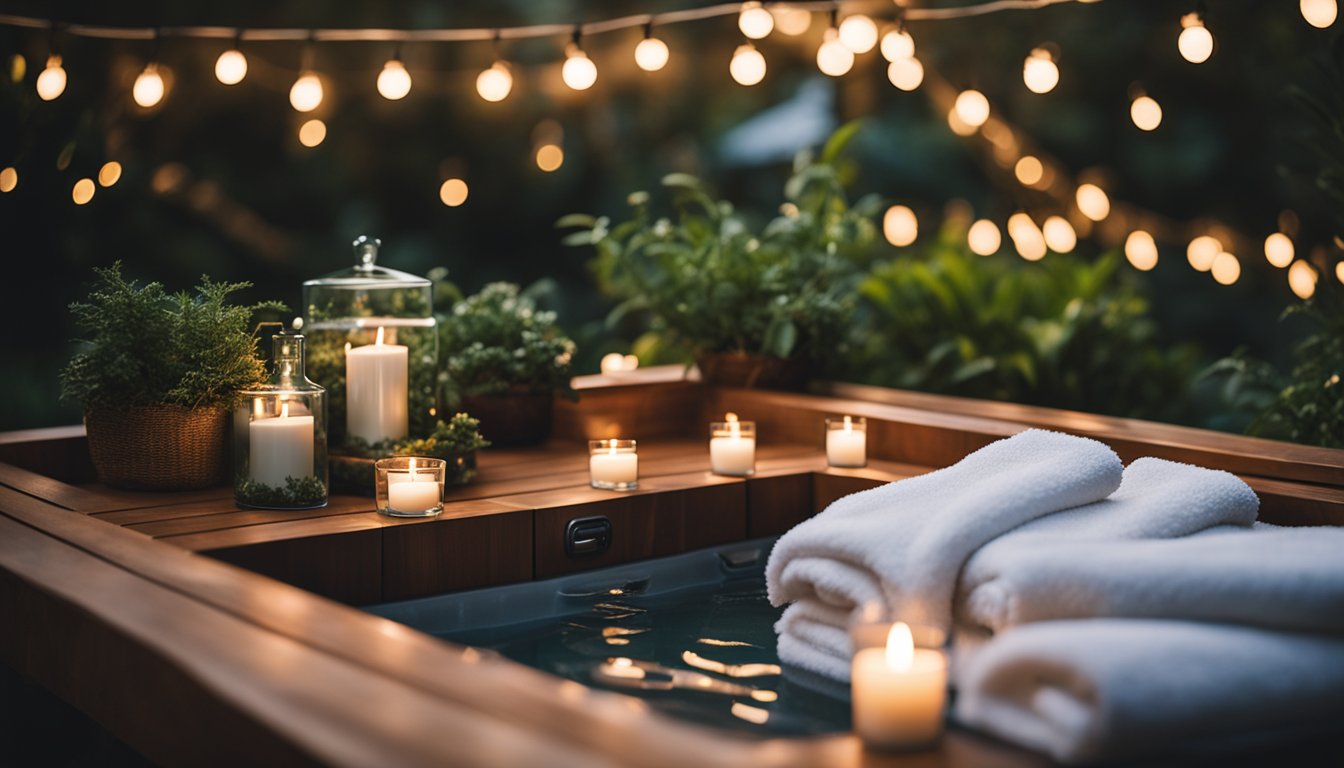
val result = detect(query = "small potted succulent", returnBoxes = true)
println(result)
[439,282,576,446]
[61,263,285,490]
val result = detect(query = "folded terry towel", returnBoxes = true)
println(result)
[767,429,1123,644]
[959,457,1269,632]
[955,619,1344,765]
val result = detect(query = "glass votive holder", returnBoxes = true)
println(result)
[849,607,948,751]
[709,412,756,477]
[826,415,867,468]
[589,439,638,491]
[375,457,445,518]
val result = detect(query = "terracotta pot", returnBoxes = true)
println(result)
[695,351,810,390]
[461,392,555,447]
[85,404,228,490]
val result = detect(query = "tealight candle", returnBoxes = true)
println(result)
[346,326,409,444]
[589,439,638,490]
[826,415,867,468]
[850,620,948,750]
[376,457,445,517]
[710,413,756,476]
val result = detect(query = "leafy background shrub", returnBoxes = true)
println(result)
[439,281,576,401]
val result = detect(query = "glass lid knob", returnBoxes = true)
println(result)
[353,235,382,271]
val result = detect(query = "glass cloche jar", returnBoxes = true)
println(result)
[303,236,439,448]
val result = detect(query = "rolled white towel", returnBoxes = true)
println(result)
[767,429,1123,644]
[955,619,1344,765]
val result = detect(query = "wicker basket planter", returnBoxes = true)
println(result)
[84,404,228,490]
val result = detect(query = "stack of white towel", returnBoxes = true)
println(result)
[765,428,1344,764]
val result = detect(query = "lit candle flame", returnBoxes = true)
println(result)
[280,400,290,419]
[375,326,385,346]
[253,398,264,417]
[843,415,852,432]
[609,439,618,455]
[885,622,915,673]
[725,412,740,438]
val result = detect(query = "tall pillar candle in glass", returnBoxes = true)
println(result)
[302,236,438,448]
[234,331,329,509]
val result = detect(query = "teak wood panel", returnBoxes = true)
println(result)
[746,473,814,538]
[381,506,533,602]
[208,527,383,606]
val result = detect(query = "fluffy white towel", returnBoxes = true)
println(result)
[774,601,852,682]
[955,619,1344,765]
[767,429,1123,644]
[959,457,1267,632]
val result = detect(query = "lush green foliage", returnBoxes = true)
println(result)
[330,413,489,492]
[393,412,491,460]
[62,263,286,410]
[440,282,576,400]
[843,226,1197,422]
[234,475,328,508]
[563,134,878,366]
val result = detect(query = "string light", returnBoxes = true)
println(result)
[536,144,564,171]
[1075,183,1110,221]
[562,33,598,91]
[1211,251,1241,285]
[954,89,991,128]
[1336,261,1344,284]
[298,118,326,147]
[72,177,95,205]
[817,24,854,77]
[0,166,16,192]
[730,42,766,86]
[1130,92,1162,131]
[1008,213,1047,262]
[1042,215,1076,253]
[635,24,670,72]
[1287,260,1318,298]
[376,54,412,100]
[132,63,166,108]
[887,56,923,91]
[1301,0,1338,28]
[1022,47,1059,94]
[968,219,1001,255]
[97,161,122,187]
[439,177,469,206]
[838,15,879,54]
[36,54,65,101]
[947,108,977,136]
[1177,12,1214,64]
[289,71,324,112]
[881,27,915,61]
[476,61,513,102]
[772,4,812,36]
[1014,155,1044,186]
[1125,230,1159,270]
[1187,235,1221,271]
[739,2,774,40]
[1264,232,1294,268]
[883,205,918,246]
[214,46,247,85]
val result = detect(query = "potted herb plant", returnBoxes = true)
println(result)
[61,263,285,490]
[439,282,576,446]
[328,412,490,494]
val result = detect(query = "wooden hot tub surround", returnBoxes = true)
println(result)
[2,370,1341,767]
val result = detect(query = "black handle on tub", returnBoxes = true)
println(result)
[565,516,612,557]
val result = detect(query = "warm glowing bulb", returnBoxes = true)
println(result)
[1264,232,1294,268]
[1178,16,1214,64]
[476,62,513,102]
[1042,216,1077,253]
[298,119,326,147]
[1288,260,1318,298]
[0,166,16,193]
[536,143,564,172]
[439,178,468,207]
[97,161,122,187]
[887,56,923,91]
[883,205,918,247]
[1076,184,1111,221]
[881,29,915,62]
[377,59,412,100]
[133,64,165,108]
[215,49,247,85]
[772,5,812,36]
[1187,235,1222,271]
[1015,156,1044,187]
[1012,226,1047,262]
[730,43,767,86]
[290,72,323,112]
[739,2,775,39]
[72,178,95,205]
[1131,94,1162,131]
[817,29,854,77]
[1336,261,1344,285]
[1211,252,1241,285]
[968,219,1001,255]
[36,55,66,101]
[1023,48,1059,94]
[563,48,597,91]
[947,108,977,137]
[1125,230,1159,271]
[635,37,670,72]
[1302,0,1338,28]
[838,15,878,54]
[954,90,991,128]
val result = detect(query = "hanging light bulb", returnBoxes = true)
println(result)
[1288,260,1318,298]
[536,144,564,172]
[1264,232,1295,268]
[298,119,326,147]
[1130,93,1162,131]
[883,205,918,247]
[954,90,991,128]
[772,4,812,36]
[968,219,1002,255]
[1022,47,1059,94]
[440,178,469,207]
[947,108,977,137]
[887,56,923,91]
[817,25,854,77]
[563,33,598,91]
[36,54,66,101]
[1336,261,1344,285]
[0,166,17,193]
[635,24,670,72]
[476,61,513,102]
[215,47,247,85]
[290,71,324,112]
[1125,230,1159,271]
[1042,216,1077,253]
[1008,213,1047,261]
[72,178,95,205]
[881,27,915,62]
[838,15,879,54]
[1187,235,1221,271]
[98,161,122,187]
[1015,156,1044,187]
[730,42,767,86]
[1301,0,1338,28]
[739,2,775,40]
[1211,252,1241,285]
[1177,13,1215,63]
[377,56,412,100]
[1075,183,1111,221]
[133,63,165,108]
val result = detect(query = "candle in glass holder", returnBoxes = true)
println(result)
[850,620,948,750]
[346,326,408,444]
[249,399,314,486]
[376,457,445,517]
[826,415,867,468]
[589,439,638,490]
[710,413,756,476]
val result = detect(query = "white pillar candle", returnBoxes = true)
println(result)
[346,326,408,444]
[826,416,867,468]
[249,401,314,487]
[710,413,756,476]
[590,442,638,488]
[851,622,948,750]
